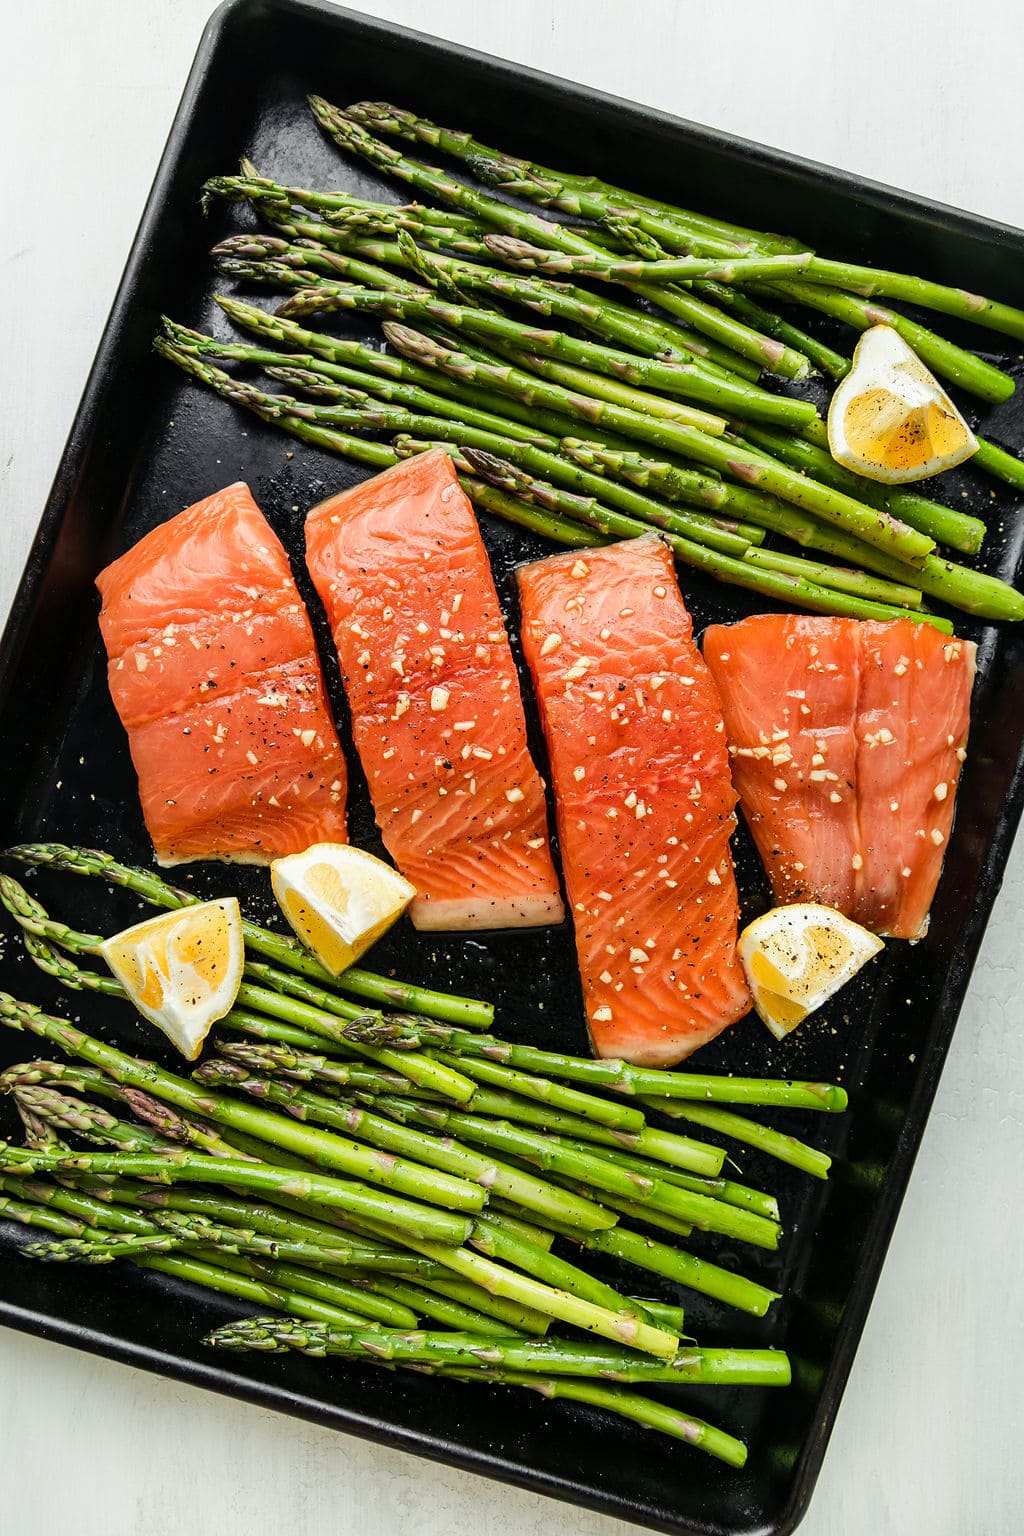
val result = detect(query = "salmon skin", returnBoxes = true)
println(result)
[97,482,348,866]
[702,614,975,939]
[518,536,751,1067]
[304,449,563,931]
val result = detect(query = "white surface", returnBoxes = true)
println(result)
[1,2,1022,1533]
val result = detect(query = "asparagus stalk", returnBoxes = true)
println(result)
[194,1058,617,1234]
[0,1138,473,1247]
[377,326,935,563]
[341,101,779,256]
[276,284,818,430]
[135,1250,382,1328]
[1,1191,102,1242]
[482,235,811,287]
[461,449,950,627]
[214,296,611,445]
[742,420,987,555]
[641,1102,834,1180]
[464,1213,675,1334]
[215,1039,726,1177]
[320,225,749,393]
[0,991,487,1221]
[320,99,805,378]
[220,1011,649,1133]
[3,841,493,1029]
[145,1210,447,1276]
[340,1014,848,1110]
[207,1313,745,1461]
[328,212,762,379]
[743,548,922,607]
[2,1059,247,1157]
[162,316,559,447]
[972,436,1024,494]
[215,239,429,299]
[357,1273,536,1335]
[343,1212,682,1358]
[117,1180,549,1335]
[749,279,1014,403]
[369,1096,781,1251]
[390,235,780,395]
[129,1186,455,1275]
[206,1315,789,1385]
[445,1368,748,1464]
[548,1138,780,1222]
[202,168,482,232]
[564,441,1024,621]
[492,236,1024,345]
[538,1215,780,1316]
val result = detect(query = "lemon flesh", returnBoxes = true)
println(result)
[99,898,244,1059]
[827,325,978,484]
[271,843,416,976]
[738,902,884,1040]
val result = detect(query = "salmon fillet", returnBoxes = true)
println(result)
[518,536,752,1066]
[97,482,348,865]
[702,615,975,939]
[304,449,563,930]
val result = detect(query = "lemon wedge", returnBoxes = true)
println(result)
[270,843,416,976]
[827,324,978,484]
[738,903,884,1039]
[99,898,244,1059]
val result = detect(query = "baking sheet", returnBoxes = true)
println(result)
[2,3,1023,1533]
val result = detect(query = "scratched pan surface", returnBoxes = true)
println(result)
[1,2,1023,1533]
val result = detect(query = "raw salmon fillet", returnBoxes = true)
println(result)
[97,482,348,866]
[304,449,563,930]
[702,615,975,939]
[518,537,751,1066]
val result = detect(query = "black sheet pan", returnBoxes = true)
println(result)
[2,3,1023,1533]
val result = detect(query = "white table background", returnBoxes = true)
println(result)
[2,3,1022,1532]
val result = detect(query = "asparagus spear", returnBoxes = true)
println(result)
[207,1314,746,1462]
[206,1315,789,1385]
[561,441,1024,620]
[4,841,493,1029]
[291,222,750,393]
[749,279,1014,403]
[539,1215,780,1316]
[318,99,806,378]
[276,284,818,430]
[0,1139,472,1248]
[194,1058,617,1234]
[640,1102,834,1180]
[136,1250,383,1328]
[458,447,949,626]
[741,420,987,555]
[318,211,762,379]
[490,236,1024,345]
[0,991,488,1219]
[369,1096,780,1251]
[375,326,936,563]
[341,101,780,256]
[163,315,559,446]
[219,1007,649,1132]
[339,1014,848,1110]
[214,296,613,444]
[202,168,478,230]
